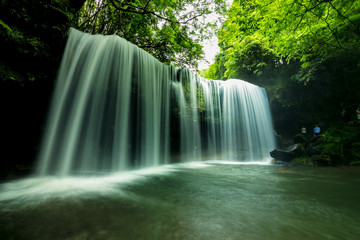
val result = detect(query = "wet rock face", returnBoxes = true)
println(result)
[270,143,304,161]
[0,0,86,179]
[270,135,332,166]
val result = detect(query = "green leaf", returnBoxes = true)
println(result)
[0,19,13,36]
[301,62,312,69]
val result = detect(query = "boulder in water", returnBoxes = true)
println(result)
[270,143,304,162]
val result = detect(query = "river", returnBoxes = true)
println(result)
[0,162,359,240]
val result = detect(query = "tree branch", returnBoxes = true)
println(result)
[179,11,207,24]
[109,0,177,23]
[279,1,296,26]
[170,22,192,45]
[293,0,329,32]
[305,19,351,55]
[79,2,109,28]
[327,1,355,26]
[143,0,151,10]
[109,0,206,25]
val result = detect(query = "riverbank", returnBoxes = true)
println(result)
[271,122,360,167]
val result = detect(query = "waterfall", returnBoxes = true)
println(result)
[37,29,275,176]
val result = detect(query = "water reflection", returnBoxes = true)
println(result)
[0,164,359,240]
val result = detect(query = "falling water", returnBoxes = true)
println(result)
[37,29,275,176]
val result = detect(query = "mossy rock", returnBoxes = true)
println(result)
[293,157,315,166]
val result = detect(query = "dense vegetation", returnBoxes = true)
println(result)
[0,0,85,178]
[75,0,227,69]
[1,0,359,177]
[0,0,227,178]
[202,0,360,166]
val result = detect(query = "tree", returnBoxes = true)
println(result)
[203,0,360,140]
[257,0,360,64]
[0,0,86,83]
[75,0,227,69]
[217,0,360,68]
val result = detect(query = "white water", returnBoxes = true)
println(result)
[37,29,275,176]
[2,165,360,240]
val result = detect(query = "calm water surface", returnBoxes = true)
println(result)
[0,163,359,240]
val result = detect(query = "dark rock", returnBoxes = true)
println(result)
[304,144,320,156]
[270,143,304,162]
[309,154,330,166]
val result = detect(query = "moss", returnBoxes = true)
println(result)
[293,157,315,166]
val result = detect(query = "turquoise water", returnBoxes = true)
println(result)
[0,163,359,240]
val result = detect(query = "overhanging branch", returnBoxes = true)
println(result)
[109,0,205,25]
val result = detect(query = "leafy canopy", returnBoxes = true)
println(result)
[204,0,360,79]
[75,0,228,69]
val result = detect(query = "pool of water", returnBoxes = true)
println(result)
[1,162,359,240]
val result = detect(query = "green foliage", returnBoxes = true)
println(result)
[200,54,226,79]
[318,124,360,165]
[207,0,360,80]
[202,0,360,143]
[0,19,13,38]
[257,0,360,62]
[75,0,227,69]
[293,156,314,166]
[0,0,82,83]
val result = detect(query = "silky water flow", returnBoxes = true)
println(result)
[37,28,276,176]
[2,29,360,240]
